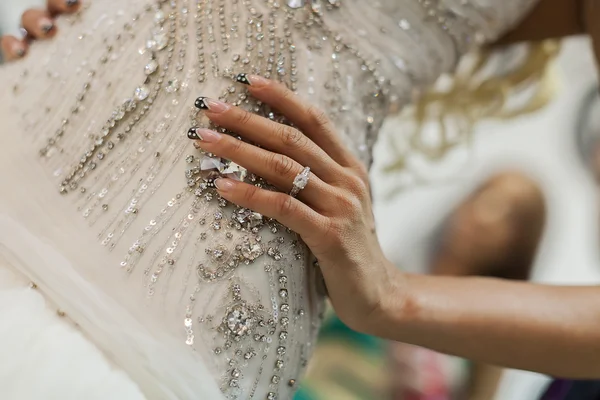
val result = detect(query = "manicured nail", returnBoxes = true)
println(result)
[214,178,235,191]
[40,19,55,34]
[235,73,251,85]
[12,43,25,58]
[188,127,221,142]
[194,97,229,113]
[235,73,269,87]
[187,127,201,140]
[66,0,80,7]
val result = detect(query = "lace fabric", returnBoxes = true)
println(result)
[0,0,537,398]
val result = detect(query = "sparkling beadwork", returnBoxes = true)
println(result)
[134,86,150,101]
[165,78,180,93]
[241,242,264,261]
[221,162,247,181]
[28,0,478,395]
[235,208,263,228]
[286,0,305,9]
[145,59,159,75]
[226,305,252,336]
[153,32,168,50]
[199,155,225,179]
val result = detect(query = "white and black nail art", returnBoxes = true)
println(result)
[236,73,251,85]
[195,97,209,110]
[188,127,201,140]
[41,22,55,34]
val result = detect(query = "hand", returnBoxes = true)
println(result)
[1,0,82,62]
[191,75,401,333]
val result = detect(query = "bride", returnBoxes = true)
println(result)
[0,0,540,398]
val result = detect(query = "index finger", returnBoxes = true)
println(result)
[235,73,359,168]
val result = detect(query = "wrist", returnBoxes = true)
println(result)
[361,261,415,339]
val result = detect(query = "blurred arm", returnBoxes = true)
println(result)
[376,268,600,379]
[496,0,600,67]
[494,0,585,45]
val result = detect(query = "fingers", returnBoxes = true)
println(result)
[0,35,28,61]
[236,74,360,169]
[190,128,332,207]
[48,0,81,14]
[196,97,343,183]
[214,178,328,239]
[22,9,56,40]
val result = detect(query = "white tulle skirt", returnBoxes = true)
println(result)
[0,266,145,400]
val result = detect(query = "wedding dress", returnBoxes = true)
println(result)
[0,0,537,398]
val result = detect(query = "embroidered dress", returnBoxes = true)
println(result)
[0,0,537,398]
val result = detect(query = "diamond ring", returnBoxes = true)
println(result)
[289,166,310,197]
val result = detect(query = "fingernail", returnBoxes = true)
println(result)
[235,73,251,85]
[40,19,55,34]
[66,0,80,7]
[194,97,230,113]
[11,43,25,58]
[214,178,235,191]
[235,73,269,87]
[187,127,221,142]
[187,127,200,140]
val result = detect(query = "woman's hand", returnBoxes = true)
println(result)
[190,76,600,379]
[191,74,401,333]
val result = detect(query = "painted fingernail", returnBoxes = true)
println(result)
[214,178,235,191]
[194,97,230,113]
[40,19,55,34]
[11,43,26,58]
[188,127,221,142]
[66,0,80,7]
[187,127,201,140]
[235,73,269,87]
[235,73,251,85]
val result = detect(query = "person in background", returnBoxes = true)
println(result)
[297,1,599,399]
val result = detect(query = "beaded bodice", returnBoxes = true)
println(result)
[0,0,536,398]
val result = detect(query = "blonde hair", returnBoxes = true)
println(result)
[384,40,561,181]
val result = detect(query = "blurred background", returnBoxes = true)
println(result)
[298,35,600,400]
[374,35,600,400]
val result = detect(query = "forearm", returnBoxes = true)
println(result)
[494,0,585,45]
[376,267,600,378]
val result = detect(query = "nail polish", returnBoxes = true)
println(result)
[188,127,201,140]
[235,74,269,87]
[41,21,55,34]
[214,178,235,191]
[195,97,210,110]
[194,97,229,113]
[66,0,79,6]
[236,73,251,85]
[11,42,25,58]
[194,128,221,142]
